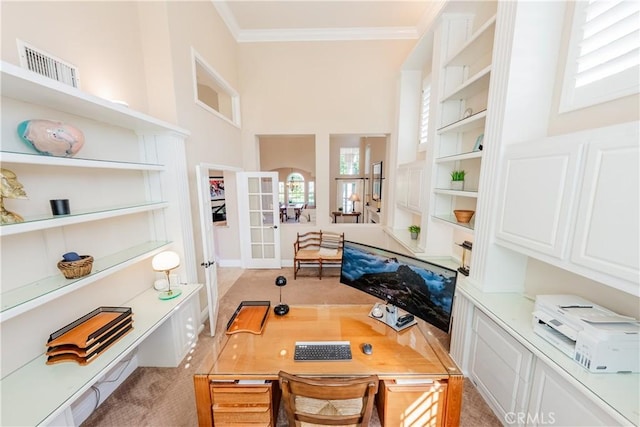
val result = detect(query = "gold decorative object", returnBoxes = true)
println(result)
[0,168,28,224]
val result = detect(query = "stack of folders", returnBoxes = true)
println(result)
[46,307,133,365]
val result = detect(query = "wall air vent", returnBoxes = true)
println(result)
[17,40,79,88]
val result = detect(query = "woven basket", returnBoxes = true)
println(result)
[453,210,475,223]
[57,255,94,279]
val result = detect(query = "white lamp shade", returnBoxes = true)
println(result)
[152,251,180,272]
[349,193,360,202]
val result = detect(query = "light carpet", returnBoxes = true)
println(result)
[81,267,501,426]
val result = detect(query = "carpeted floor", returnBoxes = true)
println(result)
[81,267,501,426]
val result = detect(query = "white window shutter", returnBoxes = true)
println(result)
[560,0,639,112]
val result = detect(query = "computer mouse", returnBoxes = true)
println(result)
[362,343,373,355]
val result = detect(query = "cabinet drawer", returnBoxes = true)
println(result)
[212,404,271,424]
[376,379,446,426]
[211,384,272,405]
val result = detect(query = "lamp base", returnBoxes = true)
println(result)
[158,288,182,300]
[274,303,289,316]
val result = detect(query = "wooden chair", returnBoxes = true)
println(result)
[278,371,379,427]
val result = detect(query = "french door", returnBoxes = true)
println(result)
[237,172,282,268]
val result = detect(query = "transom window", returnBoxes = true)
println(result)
[339,147,360,175]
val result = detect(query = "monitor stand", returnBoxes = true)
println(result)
[368,302,417,332]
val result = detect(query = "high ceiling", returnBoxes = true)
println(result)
[212,1,445,42]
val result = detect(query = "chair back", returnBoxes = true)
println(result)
[279,371,379,426]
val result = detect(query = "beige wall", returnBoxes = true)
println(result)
[239,39,413,232]
[259,135,316,177]
[161,1,243,275]
[1,1,149,111]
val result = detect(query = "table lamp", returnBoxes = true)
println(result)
[274,275,289,316]
[349,193,360,213]
[152,251,182,300]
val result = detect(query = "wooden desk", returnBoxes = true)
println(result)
[194,305,463,426]
[332,211,361,223]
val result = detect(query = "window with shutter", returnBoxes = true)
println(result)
[560,0,640,112]
[419,78,431,145]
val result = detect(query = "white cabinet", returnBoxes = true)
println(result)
[137,291,201,367]
[469,308,533,423]
[457,284,639,426]
[496,121,639,295]
[527,360,622,427]
[396,161,425,214]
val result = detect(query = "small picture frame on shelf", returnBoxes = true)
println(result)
[473,133,484,151]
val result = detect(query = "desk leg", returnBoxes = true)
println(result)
[194,375,213,427]
[443,374,463,426]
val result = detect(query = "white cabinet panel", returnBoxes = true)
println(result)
[396,162,425,214]
[497,136,582,258]
[527,360,622,427]
[571,133,639,287]
[470,309,533,422]
[496,121,639,294]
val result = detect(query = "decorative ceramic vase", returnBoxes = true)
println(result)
[18,119,85,157]
[453,210,475,223]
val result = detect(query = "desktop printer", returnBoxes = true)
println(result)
[532,295,640,373]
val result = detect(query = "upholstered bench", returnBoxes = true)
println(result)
[293,231,344,279]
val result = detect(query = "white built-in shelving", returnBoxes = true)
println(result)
[0,60,197,426]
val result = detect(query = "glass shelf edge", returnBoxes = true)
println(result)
[0,241,172,323]
[0,202,169,237]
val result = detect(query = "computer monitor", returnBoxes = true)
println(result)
[340,240,458,333]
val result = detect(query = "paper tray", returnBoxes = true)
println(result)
[47,307,132,349]
[226,301,270,335]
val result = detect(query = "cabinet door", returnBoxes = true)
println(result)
[407,166,424,212]
[496,136,583,259]
[396,166,409,208]
[469,309,533,423]
[571,127,639,287]
[526,360,622,426]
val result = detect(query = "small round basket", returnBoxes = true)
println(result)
[57,255,93,279]
[453,210,475,223]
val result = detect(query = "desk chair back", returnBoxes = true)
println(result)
[278,371,379,426]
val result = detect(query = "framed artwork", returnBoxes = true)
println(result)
[209,177,225,201]
[473,133,484,151]
[371,161,383,201]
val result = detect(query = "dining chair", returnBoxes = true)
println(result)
[278,371,379,426]
[287,206,296,221]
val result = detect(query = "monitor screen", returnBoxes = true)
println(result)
[340,240,458,333]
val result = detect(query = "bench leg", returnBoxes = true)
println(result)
[319,260,322,279]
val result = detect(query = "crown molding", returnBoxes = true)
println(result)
[237,26,419,43]
[212,1,421,43]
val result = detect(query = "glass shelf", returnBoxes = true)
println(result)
[442,65,491,102]
[0,202,169,237]
[433,188,479,198]
[435,151,482,163]
[1,151,165,170]
[0,241,171,322]
[437,110,487,135]
[432,213,476,232]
